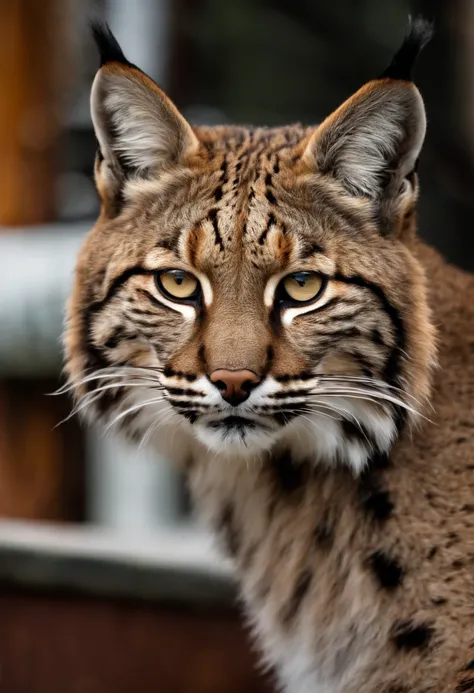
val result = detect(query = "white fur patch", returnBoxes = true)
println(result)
[154,374,397,473]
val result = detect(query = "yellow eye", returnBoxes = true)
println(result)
[157,269,199,300]
[282,272,325,303]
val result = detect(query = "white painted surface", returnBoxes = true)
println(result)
[0,519,227,576]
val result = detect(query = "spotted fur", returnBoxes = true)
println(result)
[64,18,474,693]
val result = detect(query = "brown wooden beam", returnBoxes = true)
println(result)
[0,592,273,693]
[0,3,82,521]
[0,0,67,225]
[0,379,85,521]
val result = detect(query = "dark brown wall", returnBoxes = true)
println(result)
[0,591,274,693]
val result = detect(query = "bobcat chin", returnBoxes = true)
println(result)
[64,18,474,693]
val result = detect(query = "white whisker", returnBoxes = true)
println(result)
[105,396,167,433]
[302,402,372,446]
[316,375,426,407]
[52,366,163,395]
[312,387,421,415]
[139,405,177,449]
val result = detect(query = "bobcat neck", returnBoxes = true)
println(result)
[184,410,472,693]
[184,239,474,691]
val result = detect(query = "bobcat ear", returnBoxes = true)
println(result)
[90,23,199,197]
[303,17,432,212]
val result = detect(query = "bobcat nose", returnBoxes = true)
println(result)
[210,369,262,405]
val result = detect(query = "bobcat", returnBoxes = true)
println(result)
[64,18,474,693]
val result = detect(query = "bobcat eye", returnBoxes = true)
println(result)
[156,269,200,301]
[281,272,325,304]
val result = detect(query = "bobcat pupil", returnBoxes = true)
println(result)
[295,273,308,287]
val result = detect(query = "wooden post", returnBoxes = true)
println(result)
[0,2,84,520]
[0,0,66,225]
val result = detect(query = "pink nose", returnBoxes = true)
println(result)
[210,369,261,405]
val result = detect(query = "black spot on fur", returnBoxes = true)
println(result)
[456,680,474,692]
[370,550,404,590]
[272,452,305,493]
[380,16,433,82]
[281,568,312,625]
[464,661,474,671]
[447,532,460,548]
[392,621,434,650]
[370,451,391,470]
[359,473,394,523]
[314,518,334,549]
[266,189,277,205]
[362,487,394,522]
[431,597,447,606]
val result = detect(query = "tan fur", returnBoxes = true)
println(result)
[64,36,474,693]
[187,243,474,693]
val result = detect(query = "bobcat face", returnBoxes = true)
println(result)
[64,26,436,471]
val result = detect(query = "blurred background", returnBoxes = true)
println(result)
[0,0,473,691]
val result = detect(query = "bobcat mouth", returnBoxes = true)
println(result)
[194,410,281,454]
[207,415,257,431]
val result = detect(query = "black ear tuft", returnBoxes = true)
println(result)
[380,16,434,81]
[91,21,132,67]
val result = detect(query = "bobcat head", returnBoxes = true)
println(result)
[64,20,436,472]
